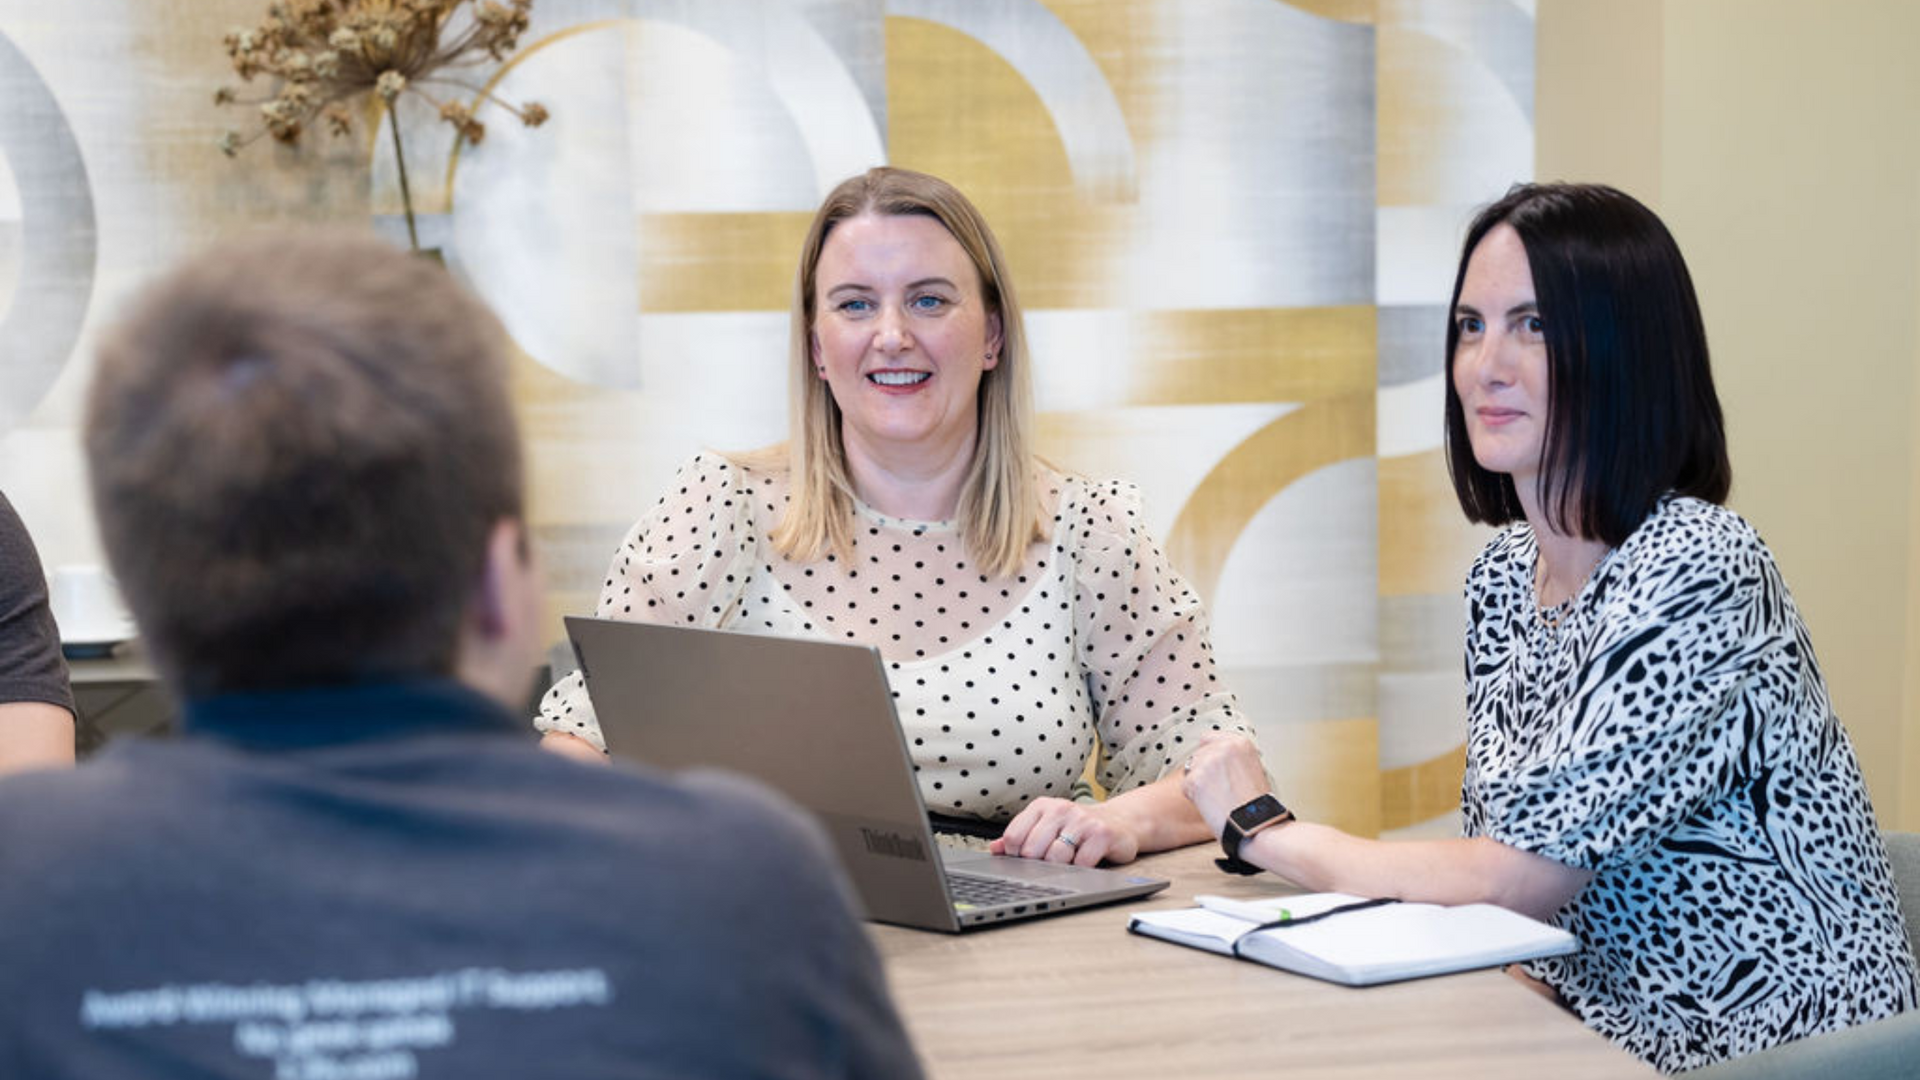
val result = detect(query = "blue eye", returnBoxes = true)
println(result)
[839,298,873,314]
[910,295,946,312]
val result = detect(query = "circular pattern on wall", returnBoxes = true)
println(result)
[0,31,96,438]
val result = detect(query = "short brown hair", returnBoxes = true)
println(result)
[767,166,1043,578]
[86,231,523,698]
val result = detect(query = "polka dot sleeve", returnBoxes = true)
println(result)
[534,453,757,749]
[1064,479,1249,794]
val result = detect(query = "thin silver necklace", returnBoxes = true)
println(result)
[1534,545,1609,630]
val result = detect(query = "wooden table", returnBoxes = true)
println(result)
[872,844,1652,1079]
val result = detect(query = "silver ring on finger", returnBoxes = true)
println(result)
[1056,833,1080,850]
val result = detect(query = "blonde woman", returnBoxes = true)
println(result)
[540,167,1253,865]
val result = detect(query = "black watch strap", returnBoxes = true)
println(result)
[1214,853,1265,875]
[1216,793,1294,875]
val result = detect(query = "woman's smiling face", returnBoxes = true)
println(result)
[1452,223,1550,491]
[810,212,1002,467]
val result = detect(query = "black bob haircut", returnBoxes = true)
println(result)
[1443,182,1732,547]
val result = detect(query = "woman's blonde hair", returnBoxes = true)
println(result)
[764,166,1043,578]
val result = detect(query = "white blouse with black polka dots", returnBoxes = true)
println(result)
[537,452,1250,823]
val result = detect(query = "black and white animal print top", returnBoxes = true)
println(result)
[538,452,1250,823]
[1461,495,1918,1073]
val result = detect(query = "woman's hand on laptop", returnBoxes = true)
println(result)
[991,797,1140,868]
[539,731,611,765]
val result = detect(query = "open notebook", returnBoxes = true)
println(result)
[1130,892,1578,986]
[566,618,1168,932]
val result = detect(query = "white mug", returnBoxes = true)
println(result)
[48,564,135,644]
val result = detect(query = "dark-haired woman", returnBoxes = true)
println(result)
[1183,182,1917,1073]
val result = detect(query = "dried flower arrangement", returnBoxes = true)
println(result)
[217,0,550,251]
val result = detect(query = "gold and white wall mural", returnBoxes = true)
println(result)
[0,0,1534,837]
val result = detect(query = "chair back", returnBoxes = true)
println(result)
[1885,831,1920,955]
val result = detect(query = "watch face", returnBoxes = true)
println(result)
[1229,793,1289,832]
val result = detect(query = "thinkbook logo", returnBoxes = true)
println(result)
[860,828,928,862]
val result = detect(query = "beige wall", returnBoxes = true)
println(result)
[1909,164,1920,830]
[1538,0,1920,829]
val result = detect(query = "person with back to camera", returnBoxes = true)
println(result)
[0,231,921,1079]
[1180,182,1918,1073]
[539,165,1257,866]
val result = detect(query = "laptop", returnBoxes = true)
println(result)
[565,617,1170,932]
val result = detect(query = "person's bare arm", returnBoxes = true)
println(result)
[0,701,75,774]
[1184,733,1589,921]
[539,730,609,764]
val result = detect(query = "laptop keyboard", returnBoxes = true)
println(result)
[946,871,1074,908]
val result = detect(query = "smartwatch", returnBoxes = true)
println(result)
[1216,793,1294,875]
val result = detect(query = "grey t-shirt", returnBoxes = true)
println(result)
[0,491,73,713]
[0,680,923,1079]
